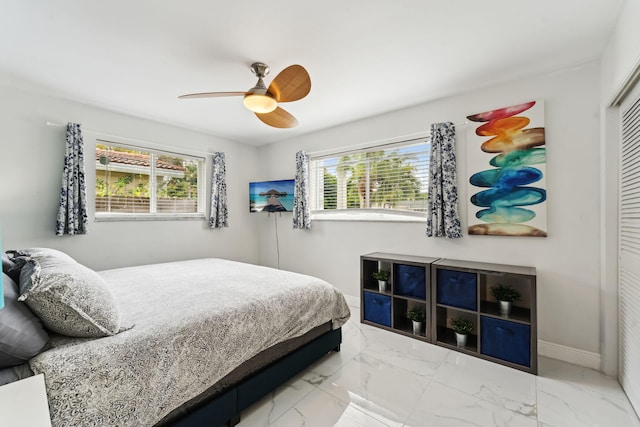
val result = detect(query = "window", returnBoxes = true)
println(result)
[309,138,430,220]
[95,142,205,220]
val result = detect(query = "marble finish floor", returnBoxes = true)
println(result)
[237,299,640,427]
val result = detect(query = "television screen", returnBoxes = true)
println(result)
[249,179,295,213]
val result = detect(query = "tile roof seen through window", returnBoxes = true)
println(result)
[96,148,185,171]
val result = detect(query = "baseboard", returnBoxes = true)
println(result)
[538,340,601,370]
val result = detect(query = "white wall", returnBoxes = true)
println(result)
[0,83,260,270]
[256,62,603,366]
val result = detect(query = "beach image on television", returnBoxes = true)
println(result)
[249,179,295,213]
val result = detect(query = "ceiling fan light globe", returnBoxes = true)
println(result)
[243,94,277,114]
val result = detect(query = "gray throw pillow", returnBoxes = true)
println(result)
[17,252,122,338]
[9,248,77,266]
[1,253,15,272]
[0,273,50,368]
[2,253,20,283]
[11,248,77,295]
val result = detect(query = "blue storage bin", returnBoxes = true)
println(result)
[481,316,531,367]
[436,269,477,310]
[363,292,392,327]
[394,264,426,299]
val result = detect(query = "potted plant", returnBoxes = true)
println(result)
[372,270,390,292]
[451,317,473,348]
[490,283,521,315]
[406,307,426,335]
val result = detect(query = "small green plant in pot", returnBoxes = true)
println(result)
[451,317,473,348]
[372,270,390,292]
[372,270,390,281]
[407,307,426,322]
[407,307,426,334]
[490,283,521,315]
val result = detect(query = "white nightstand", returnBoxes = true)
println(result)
[0,374,52,426]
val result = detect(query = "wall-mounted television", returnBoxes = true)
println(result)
[249,179,295,213]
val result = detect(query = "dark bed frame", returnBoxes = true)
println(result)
[169,327,342,427]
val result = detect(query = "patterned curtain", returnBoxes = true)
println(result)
[426,122,462,238]
[293,150,311,229]
[56,123,88,236]
[209,152,228,228]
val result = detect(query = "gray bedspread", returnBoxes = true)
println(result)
[28,258,351,427]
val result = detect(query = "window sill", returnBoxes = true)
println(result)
[311,210,426,223]
[95,213,205,222]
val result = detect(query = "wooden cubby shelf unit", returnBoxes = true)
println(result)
[360,253,438,342]
[431,258,537,374]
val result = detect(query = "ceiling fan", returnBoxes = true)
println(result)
[178,62,311,129]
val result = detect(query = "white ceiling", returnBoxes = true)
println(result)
[0,1,625,146]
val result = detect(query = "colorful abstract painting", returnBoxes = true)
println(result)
[466,101,547,237]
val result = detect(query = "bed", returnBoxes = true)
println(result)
[0,249,350,426]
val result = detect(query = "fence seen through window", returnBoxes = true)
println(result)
[95,143,204,217]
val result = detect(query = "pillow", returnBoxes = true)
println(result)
[10,247,76,259]
[2,253,20,283]
[9,247,76,270]
[10,248,77,295]
[0,273,50,368]
[1,253,15,273]
[17,252,122,338]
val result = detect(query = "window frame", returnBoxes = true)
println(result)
[94,140,206,222]
[309,136,430,222]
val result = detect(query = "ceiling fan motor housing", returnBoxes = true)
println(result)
[249,62,270,78]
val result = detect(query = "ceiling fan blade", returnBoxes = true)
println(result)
[268,65,311,103]
[255,107,298,128]
[178,91,248,99]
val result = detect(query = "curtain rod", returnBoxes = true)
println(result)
[46,121,216,158]
[307,120,469,158]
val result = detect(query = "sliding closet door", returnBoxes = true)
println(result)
[619,84,640,415]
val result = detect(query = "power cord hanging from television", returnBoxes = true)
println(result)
[274,213,280,269]
[268,212,281,269]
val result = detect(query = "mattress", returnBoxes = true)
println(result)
[28,258,351,426]
[156,321,332,426]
